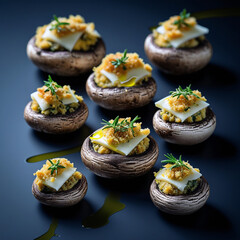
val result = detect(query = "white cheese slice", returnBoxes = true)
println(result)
[100,68,150,85]
[155,96,209,122]
[156,168,202,191]
[61,87,78,105]
[31,87,78,111]
[44,167,76,191]
[42,25,83,51]
[90,129,149,156]
[31,92,50,111]
[156,24,209,48]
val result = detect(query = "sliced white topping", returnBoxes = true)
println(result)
[156,24,209,48]
[31,92,50,111]
[44,167,76,191]
[61,87,78,105]
[42,25,83,51]
[91,128,149,156]
[156,168,202,191]
[155,96,209,122]
[100,68,150,85]
[31,86,78,111]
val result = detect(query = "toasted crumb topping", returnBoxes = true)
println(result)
[153,14,205,48]
[34,158,82,192]
[31,84,83,115]
[168,90,206,112]
[93,52,152,88]
[155,161,201,195]
[92,117,150,155]
[35,15,99,51]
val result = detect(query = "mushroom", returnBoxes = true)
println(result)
[81,135,159,179]
[32,174,88,207]
[86,73,157,110]
[144,34,212,75]
[27,37,106,77]
[24,101,88,134]
[153,107,216,145]
[150,176,210,215]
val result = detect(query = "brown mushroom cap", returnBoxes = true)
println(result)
[24,101,88,134]
[150,176,210,215]
[86,73,157,110]
[153,107,216,145]
[26,37,106,77]
[81,135,159,179]
[32,174,88,207]
[144,34,212,75]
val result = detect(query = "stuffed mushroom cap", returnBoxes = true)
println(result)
[144,34,212,75]
[86,73,157,110]
[27,37,106,77]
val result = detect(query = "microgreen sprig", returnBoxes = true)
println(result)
[48,159,65,175]
[50,15,70,32]
[170,84,200,100]
[173,9,191,29]
[111,49,129,70]
[101,115,141,136]
[44,75,62,95]
[161,153,190,170]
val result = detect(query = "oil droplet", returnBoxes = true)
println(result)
[82,193,125,229]
[192,8,240,20]
[26,145,81,163]
[120,77,136,87]
[34,218,58,240]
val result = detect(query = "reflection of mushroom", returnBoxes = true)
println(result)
[144,34,212,75]
[24,101,88,134]
[27,37,106,77]
[153,108,216,145]
[32,174,88,207]
[86,73,157,110]
[150,176,210,215]
[81,135,158,178]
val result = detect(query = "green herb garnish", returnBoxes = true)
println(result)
[173,9,191,29]
[44,75,62,95]
[48,159,65,175]
[50,15,70,32]
[101,115,141,136]
[111,49,128,70]
[161,153,190,170]
[170,84,200,100]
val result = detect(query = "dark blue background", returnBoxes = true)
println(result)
[1,0,240,239]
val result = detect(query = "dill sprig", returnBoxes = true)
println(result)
[111,49,129,70]
[44,75,62,95]
[101,115,141,136]
[50,15,70,32]
[48,159,65,175]
[173,9,191,29]
[169,84,200,100]
[161,153,190,170]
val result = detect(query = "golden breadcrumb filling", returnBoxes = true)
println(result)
[93,52,152,88]
[168,90,206,112]
[92,117,150,155]
[155,162,201,195]
[35,15,99,51]
[160,108,206,123]
[153,15,205,48]
[31,84,83,115]
[34,158,82,192]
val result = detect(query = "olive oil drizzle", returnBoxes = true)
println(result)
[82,193,125,229]
[26,145,81,163]
[149,7,240,31]
[34,218,58,240]
[192,8,240,20]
